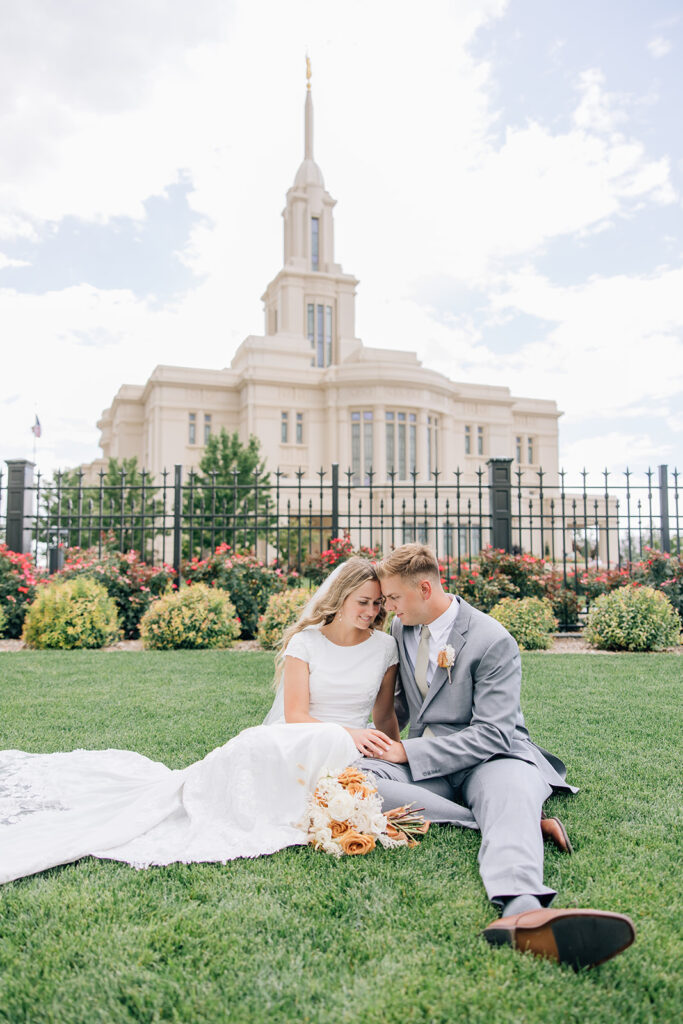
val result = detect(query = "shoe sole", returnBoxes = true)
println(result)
[484,912,635,970]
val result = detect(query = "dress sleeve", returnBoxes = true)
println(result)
[284,629,312,663]
[383,634,399,673]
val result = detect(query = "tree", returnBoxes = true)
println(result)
[39,458,162,558]
[183,430,271,557]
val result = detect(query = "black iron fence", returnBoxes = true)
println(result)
[2,459,679,584]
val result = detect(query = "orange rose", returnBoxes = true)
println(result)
[337,768,367,789]
[342,780,364,796]
[330,820,351,838]
[437,650,450,668]
[342,778,377,797]
[338,830,376,855]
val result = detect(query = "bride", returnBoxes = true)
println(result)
[0,558,402,884]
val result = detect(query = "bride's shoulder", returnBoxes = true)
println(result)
[284,625,321,658]
[372,629,397,650]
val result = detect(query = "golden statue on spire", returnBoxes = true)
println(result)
[306,54,311,90]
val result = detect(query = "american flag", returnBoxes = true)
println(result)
[31,415,41,438]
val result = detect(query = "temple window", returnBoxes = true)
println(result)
[307,302,333,366]
[386,411,416,480]
[351,410,373,484]
[311,217,319,271]
[427,415,439,476]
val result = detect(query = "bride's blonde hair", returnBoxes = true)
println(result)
[273,557,385,686]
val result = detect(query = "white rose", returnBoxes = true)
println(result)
[327,790,356,821]
[310,825,333,847]
[310,807,330,832]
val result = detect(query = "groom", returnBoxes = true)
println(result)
[362,543,635,970]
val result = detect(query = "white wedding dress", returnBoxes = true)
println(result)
[0,627,398,884]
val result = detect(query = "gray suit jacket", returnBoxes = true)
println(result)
[392,597,577,793]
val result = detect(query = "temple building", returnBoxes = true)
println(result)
[90,67,560,487]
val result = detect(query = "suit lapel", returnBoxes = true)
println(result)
[393,618,422,704]
[418,598,471,716]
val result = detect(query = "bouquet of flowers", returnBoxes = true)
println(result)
[307,766,430,857]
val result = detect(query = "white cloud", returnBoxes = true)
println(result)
[484,266,683,410]
[572,69,627,134]
[647,36,672,58]
[0,253,29,269]
[0,0,231,235]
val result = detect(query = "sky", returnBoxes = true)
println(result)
[1,0,682,487]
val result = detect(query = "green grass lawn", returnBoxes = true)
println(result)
[0,651,681,1024]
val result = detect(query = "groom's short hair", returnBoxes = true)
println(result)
[378,544,441,583]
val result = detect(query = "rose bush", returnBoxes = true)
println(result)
[0,544,42,638]
[303,536,379,585]
[183,544,290,638]
[631,549,683,621]
[441,548,578,625]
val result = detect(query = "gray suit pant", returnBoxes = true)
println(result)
[360,755,555,906]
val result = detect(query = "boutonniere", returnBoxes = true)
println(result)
[437,645,456,683]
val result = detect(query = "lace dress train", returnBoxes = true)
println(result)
[0,724,357,884]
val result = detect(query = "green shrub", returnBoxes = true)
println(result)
[22,577,121,649]
[139,583,240,650]
[585,585,681,652]
[0,605,6,636]
[183,545,286,639]
[257,587,310,649]
[0,544,42,638]
[490,596,557,650]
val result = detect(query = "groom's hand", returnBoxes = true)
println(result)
[380,740,408,764]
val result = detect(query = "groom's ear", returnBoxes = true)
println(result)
[418,579,433,601]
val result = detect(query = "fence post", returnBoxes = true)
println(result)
[487,457,513,552]
[173,464,182,584]
[658,464,670,553]
[331,462,339,539]
[5,460,35,554]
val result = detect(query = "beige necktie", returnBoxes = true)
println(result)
[414,624,434,736]
[414,624,431,699]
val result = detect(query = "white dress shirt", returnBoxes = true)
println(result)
[403,595,459,688]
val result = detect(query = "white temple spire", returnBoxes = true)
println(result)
[304,56,314,160]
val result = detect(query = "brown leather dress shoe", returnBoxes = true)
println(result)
[541,815,573,854]
[482,908,635,970]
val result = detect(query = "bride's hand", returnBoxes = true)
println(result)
[347,728,393,758]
